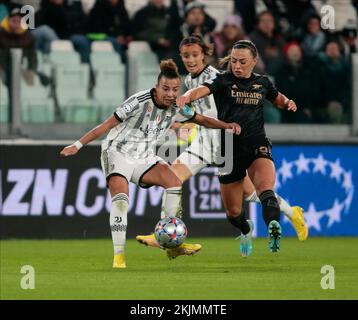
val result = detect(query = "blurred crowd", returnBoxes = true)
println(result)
[0,0,357,124]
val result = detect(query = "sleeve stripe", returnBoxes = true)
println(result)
[202,82,212,91]
[138,94,151,102]
[113,112,123,122]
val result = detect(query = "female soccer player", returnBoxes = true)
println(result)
[137,35,308,258]
[60,59,241,268]
[175,39,303,255]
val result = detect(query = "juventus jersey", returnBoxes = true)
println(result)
[184,65,218,118]
[102,88,196,159]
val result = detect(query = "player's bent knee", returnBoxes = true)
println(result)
[164,175,182,189]
[159,166,182,188]
[256,182,275,195]
[107,175,128,196]
[226,207,243,218]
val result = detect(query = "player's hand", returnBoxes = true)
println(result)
[60,145,79,157]
[176,95,190,109]
[226,123,241,135]
[286,99,297,112]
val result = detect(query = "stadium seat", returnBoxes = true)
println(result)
[91,51,123,68]
[21,75,55,123]
[90,43,126,121]
[53,65,96,123]
[93,67,125,121]
[0,80,9,123]
[127,41,159,95]
[36,51,52,77]
[49,40,81,66]
[63,100,98,123]
[128,41,152,53]
[50,51,81,66]
[51,40,74,52]
[91,41,114,52]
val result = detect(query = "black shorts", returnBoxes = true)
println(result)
[218,135,274,184]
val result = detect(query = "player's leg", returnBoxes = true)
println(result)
[243,176,308,241]
[108,175,129,268]
[139,162,202,258]
[247,158,281,252]
[220,180,254,257]
[101,149,132,268]
[139,162,183,217]
[158,142,210,218]
[135,160,186,247]
[136,149,206,245]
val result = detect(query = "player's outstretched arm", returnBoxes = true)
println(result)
[191,113,241,135]
[176,86,211,108]
[60,116,119,157]
[273,92,297,112]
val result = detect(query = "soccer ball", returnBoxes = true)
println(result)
[154,217,188,249]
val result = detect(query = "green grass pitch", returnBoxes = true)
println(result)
[1,237,358,300]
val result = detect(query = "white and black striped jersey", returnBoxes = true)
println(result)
[184,65,219,118]
[102,88,196,159]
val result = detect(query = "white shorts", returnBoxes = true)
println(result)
[100,148,164,188]
[176,127,221,176]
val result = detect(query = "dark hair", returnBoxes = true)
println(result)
[157,59,180,83]
[219,40,258,69]
[233,40,258,57]
[256,10,274,24]
[179,34,214,57]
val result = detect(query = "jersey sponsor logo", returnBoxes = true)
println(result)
[139,126,166,136]
[252,84,262,90]
[231,87,263,105]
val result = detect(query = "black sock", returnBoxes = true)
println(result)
[259,190,280,227]
[227,212,250,235]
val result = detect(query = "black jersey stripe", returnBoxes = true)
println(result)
[138,92,151,99]
[137,91,151,100]
[137,90,151,98]
[138,94,151,102]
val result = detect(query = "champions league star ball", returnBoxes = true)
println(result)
[154,217,188,248]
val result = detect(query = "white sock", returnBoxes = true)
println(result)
[110,193,129,255]
[275,193,293,218]
[163,186,183,218]
[245,191,260,202]
[245,191,293,218]
[160,190,167,219]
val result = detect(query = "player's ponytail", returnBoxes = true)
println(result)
[157,59,180,83]
[219,55,231,70]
